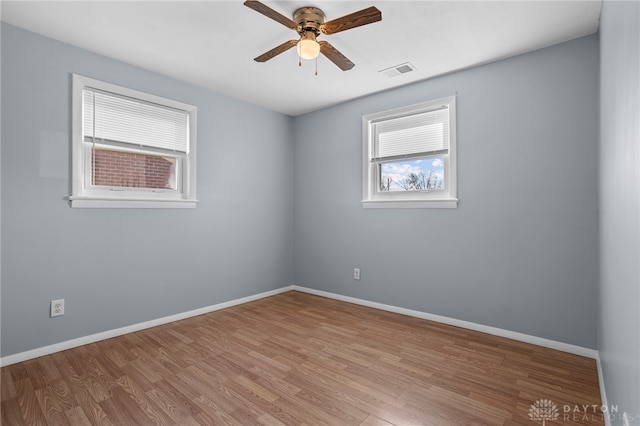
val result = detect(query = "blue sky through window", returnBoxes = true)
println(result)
[380,157,445,192]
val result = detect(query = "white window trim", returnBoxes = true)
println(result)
[69,74,197,208]
[362,96,458,209]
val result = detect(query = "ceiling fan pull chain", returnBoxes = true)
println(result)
[315,56,318,76]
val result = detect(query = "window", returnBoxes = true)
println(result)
[70,74,197,208]
[362,96,457,208]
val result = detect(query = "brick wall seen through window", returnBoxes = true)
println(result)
[91,148,176,190]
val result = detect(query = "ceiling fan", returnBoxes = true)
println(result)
[244,0,382,72]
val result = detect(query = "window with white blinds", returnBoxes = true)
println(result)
[362,96,458,209]
[83,88,189,153]
[372,107,449,162]
[70,74,197,209]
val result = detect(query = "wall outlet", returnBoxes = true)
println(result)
[354,268,361,281]
[50,299,64,317]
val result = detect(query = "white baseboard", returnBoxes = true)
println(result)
[0,286,294,367]
[596,353,612,426]
[292,285,599,359]
[1,285,599,369]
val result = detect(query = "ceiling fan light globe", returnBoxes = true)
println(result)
[297,39,320,60]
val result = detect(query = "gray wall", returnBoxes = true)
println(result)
[0,23,294,357]
[293,35,600,349]
[0,22,603,359]
[599,0,640,422]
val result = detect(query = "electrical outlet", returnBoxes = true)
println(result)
[50,299,64,317]
[354,268,361,281]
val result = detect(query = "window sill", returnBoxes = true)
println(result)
[361,198,458,209]
[68,197,197,209]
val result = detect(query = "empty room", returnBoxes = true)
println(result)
[1,1,638,425]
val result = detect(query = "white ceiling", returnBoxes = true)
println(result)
[1,0,601,116]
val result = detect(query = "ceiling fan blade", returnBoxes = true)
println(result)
[319,41,355,71]
[320,6,381,35]
[244,1,298,30]
[254,40,298,62]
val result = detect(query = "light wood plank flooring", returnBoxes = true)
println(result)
[1,291,603,425]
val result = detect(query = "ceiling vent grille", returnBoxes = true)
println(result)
[379,62,417,78]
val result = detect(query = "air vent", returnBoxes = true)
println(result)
[379,62,417,78]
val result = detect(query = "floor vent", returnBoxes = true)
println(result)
[379,62,417,78]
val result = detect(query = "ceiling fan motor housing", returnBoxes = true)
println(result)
[293,7,325,35]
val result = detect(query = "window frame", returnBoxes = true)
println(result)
[361,96,458,209]
[70,74,197,208]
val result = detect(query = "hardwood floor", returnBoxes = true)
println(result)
[1,291,603,425]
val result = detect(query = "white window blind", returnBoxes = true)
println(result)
[83,88,189,153]
[372,106,449,161]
